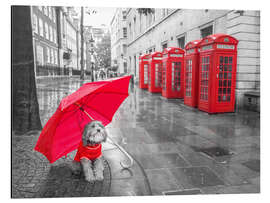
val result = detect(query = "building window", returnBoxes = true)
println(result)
[50,48,54,64]
[54,50,58,65]
[38,6,43,12]
[46,47,50,63]
[122,11,126,20]
[48,7,52,20]
[162,9,166,18]
[54,29,57,43]
[32,14,38,33]
[123,44,127,54]
[123,27,127,38]
[44,22,49,39]
[129,23,132,39]
[49,26,52,41]
[43,6,48,16]
[177,36,185,49]
[52,7,56,23]
[133,17,136,37]
[201,25,213,38]
[38,18,43,37]
[36,45,44,65]
[162,42,168,50]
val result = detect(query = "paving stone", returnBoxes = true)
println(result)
[135,153,189,169]
[169,167,225,189]
[145,168,182,195]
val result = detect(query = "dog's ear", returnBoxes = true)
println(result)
[82,123,90,145]
[103,129,108,142]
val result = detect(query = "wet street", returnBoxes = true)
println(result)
[12,77,260,197]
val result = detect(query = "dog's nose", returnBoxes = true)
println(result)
[97,129,100,132]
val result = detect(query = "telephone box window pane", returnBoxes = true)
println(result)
[219,88,222,94]
[228,65,232,71]
[172,62,181,91]
[223,88,227,94]
[227,88,231,94]
[219,65,223,71]
[220,56,223,63]
[227,95,231,101]
[229,57,233,64]
[162,62,166,90]
[223,80,227,87]
[223,95,227,101]
[219,73,223,79]
[228,72,232,79]
[225,56,228,64]
[228,80,231,87]
[224,73,227,79]
[218,96,221,102]
[219,80,222,87]
[224,65,228,71]
[144,64,148,84]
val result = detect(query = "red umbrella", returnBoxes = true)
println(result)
[34,76,132,165]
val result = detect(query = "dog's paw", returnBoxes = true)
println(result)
[85,175,95,183]
[95,172,104,181]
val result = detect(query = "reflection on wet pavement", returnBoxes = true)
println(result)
[36,77,260,196]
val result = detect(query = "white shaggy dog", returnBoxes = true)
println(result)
[72,120,107,182]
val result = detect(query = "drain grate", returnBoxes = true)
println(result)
[163,189,202,195]
[192,146,233,158]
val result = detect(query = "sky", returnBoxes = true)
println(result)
[75,7,117,28]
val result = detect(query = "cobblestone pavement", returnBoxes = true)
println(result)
[11,131,111,198]
[11,77,260,197]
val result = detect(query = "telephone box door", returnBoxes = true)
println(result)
[215,54,236,110]
[199,55,211,110]
[154,62,162,91]
[144,63,148,86]
[172,61,182,93]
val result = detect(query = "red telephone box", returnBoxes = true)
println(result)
[198,34,238,113]
[184,40,201,107]
[162,47,185,98]
[148,52,163,93]
[139,54,150,89]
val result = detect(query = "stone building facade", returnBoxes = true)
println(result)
[110,8,128,75]
[126,8,260,109]
[31,6,59,76]
[56,7,81,74]
[31,6,87,77]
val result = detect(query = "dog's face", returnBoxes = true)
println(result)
[82,120,107,146]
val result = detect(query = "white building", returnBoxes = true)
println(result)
[110,8,128,75]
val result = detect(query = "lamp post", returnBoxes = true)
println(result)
[80,8,97,80]
[80,7,84,80]
[88,34,95,82]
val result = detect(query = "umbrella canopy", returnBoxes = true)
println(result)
[34,76,131,163]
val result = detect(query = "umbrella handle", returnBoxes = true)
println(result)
[107,136,134,169]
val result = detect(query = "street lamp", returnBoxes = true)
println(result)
[88,34,95,82]
[80,7,97,80]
